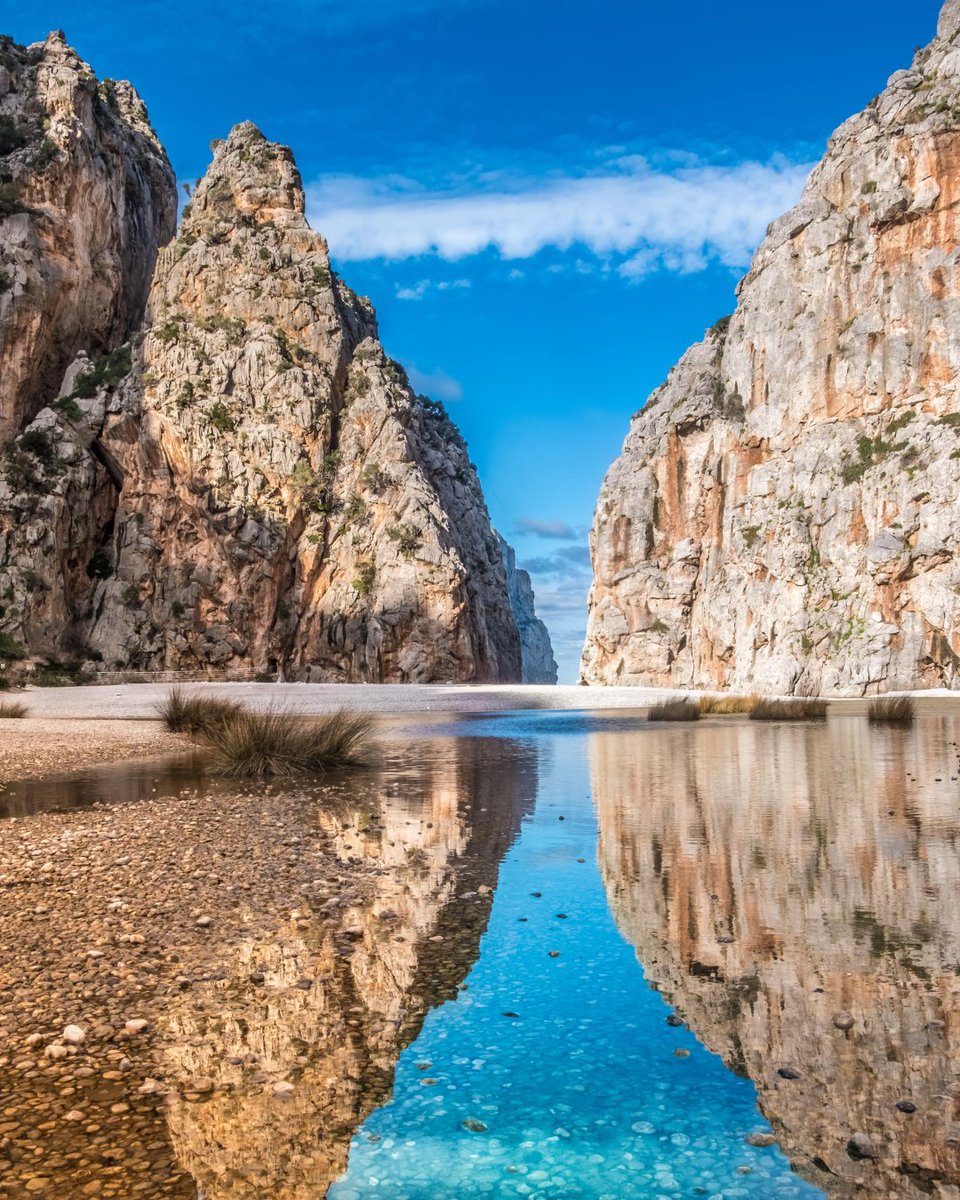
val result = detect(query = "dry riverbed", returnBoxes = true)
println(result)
[0,720,190,786]
[0,778,395,1198]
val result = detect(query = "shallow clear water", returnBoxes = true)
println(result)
[329,727,817,1200]
[4,706,960,1198]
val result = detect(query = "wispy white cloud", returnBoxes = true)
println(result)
[404,363,464,403]
[395,278,472,301]
[307,156,812,276]
[516,517,579,540]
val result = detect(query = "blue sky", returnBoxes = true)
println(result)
[10,0,946,680]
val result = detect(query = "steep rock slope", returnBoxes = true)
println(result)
[0,105,524,682]
[583,0,960,695]
[0,31,176,440]
[498,534,558,683]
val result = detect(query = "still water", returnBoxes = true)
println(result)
[2,709,959,1198]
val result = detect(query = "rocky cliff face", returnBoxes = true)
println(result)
[0,37,532,682]
[592,717,960,1196]
[0,31,176,441]
[583,0,960,696]
[498,535,558,683]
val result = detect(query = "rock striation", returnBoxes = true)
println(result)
[0,35,538,683]
[498,534,558,683]
[583,0,960,696]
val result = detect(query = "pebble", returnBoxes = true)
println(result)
[833,1011,855,1031]
[847,1132,876,1160]
[744,1132,777,1148]
[62,1025,85,1045]
[123,1018,149,1034]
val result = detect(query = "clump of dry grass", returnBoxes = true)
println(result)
[867,696,915,725]
[750,698,828,722]
[155,686,242,735]
[648,699,701,722]
[201,706,373,778]
[698,694,759,715]
[0,700,29,718]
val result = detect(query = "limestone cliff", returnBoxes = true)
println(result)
[0,38,530,683]
[498,534,558,683]
[0,31,176,441]
[583,0,960,695]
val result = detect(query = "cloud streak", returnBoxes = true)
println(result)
[515,518,579,540]
[404,364,464,403]
[308,157,812,276]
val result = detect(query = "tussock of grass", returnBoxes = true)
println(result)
[867,696,915,725]
[698,694,759,715]
[750,698,828,722]
[156,688,372,777]
[155,686,242,735]
[0,700,28,718]
[648,699,701,722]
[203,706,373,778]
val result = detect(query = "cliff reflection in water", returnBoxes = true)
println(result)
[592,714,960,1197]
[160,735,536,1199]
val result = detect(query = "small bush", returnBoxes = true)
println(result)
[0,700,28,718]
[203,706,372,778]
[698,694,759,715]
[352,561,376,594]
[155,686,242,735]
[867,696,915,725]
[69,344,132,399]
[750,698,828,721]
[207,402,235,433]
[648,699,701,722]
[0,633,25,661]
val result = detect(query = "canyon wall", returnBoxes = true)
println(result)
[0,34,535,682]
[498,535,558,683]
[583,0,960,695]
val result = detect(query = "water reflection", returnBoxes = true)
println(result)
[0,736,535,1199]
[0,753,206,818]
[592,714,960,1196]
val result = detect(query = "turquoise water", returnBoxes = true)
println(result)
[329,723,822,1200]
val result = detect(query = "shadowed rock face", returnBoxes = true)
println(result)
[592,714,960,1197]
[583,0,960,696]
[498,535,558,683]
[0,32,176,441]
[0,73,528,681]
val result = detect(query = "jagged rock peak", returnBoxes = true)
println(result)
[184,121,308,231]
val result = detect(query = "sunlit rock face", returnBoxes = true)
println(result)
[592,715,960,1196]
[583,0,960,695]
[0,32,176,441]
[160,738,537,1199]
[0,94,525,680]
